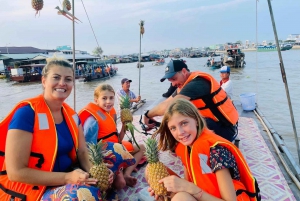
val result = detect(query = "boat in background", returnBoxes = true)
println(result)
[152,58,165,66]
[257,44,293,52]
[137,62,144,68]
[10,64,45,82]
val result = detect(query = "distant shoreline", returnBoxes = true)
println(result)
[215,45,300,53]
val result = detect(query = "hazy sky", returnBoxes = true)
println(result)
[0,0,299,55]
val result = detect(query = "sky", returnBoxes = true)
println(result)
[0,0,299,55]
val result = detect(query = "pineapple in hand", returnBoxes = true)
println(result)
[145,138,170,200]
[120,95,141,149]
[87,141,110,192]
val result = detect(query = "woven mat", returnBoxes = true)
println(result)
[116,116,296,201]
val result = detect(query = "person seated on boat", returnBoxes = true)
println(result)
[117,78,141,108]
[220,66,233,99]
[0,57,114,201]
[210,58,215,66]
[78,84,146,189]
[143,59,238,142]
[146,99,260,201]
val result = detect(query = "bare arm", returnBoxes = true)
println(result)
[5,129,96,186]
[77,124,92,172]
[144,94,190,127]
[160,168,236,201]
[114,114,125,142]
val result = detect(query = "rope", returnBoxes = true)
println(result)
[80,0,111,79]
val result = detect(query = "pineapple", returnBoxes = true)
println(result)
[87,141,110,192]
[63,0,72,11]
[120,95,140,149]
[139,20,145,37]
[32,0,43,16]
[145,138,169,200]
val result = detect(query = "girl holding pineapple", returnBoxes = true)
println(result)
[146,99,260,201]
[0,57,114,201]
[79,84,145,189]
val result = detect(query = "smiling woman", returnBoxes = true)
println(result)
[0,57,113,201]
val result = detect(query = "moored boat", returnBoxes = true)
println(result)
[152,58,165,66]
[10,64,45,82]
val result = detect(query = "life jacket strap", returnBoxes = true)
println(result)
[30,152,45,169]
[98,132,118,141]
[236,178,261,201]
[0,183,26,201]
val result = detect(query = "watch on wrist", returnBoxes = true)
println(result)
[144,110,150,118]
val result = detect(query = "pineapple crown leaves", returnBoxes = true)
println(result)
[139,20,144,27]
[144,138,160,163]
[120,95,131,109]
[126,122,141,149]
[87,141,107,165]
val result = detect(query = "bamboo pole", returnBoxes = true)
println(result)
[72,0,76,110]
[267,0,300,164]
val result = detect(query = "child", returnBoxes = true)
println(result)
[147,99,260,201]
[79,84,145,189]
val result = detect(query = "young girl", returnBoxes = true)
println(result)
[79,84,145,189]
[148,99,260,201]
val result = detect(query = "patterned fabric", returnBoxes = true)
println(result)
[104,141,136,175]
[210,145,240,180]
[41,184,102,201]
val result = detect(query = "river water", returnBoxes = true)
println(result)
[1,50,300,160]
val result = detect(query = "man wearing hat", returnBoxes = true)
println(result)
[143,60,238,141]
[219,66,233,99]
[117,78,141,108]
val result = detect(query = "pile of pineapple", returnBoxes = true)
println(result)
[120,95,140,149]
[87,141,110,194]
[139,20,145,37]
[31,0,43,15]
[63,0,72,11]
[145,138,170,200]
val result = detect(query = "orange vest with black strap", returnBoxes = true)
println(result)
[78,103,133,152]
[0,94,79,201]
[175,128,260,201]
[178,71,238,126]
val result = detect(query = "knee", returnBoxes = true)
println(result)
[171,192,196,201]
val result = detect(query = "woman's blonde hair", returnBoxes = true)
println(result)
[94,83,115,99]
[42,56,73,77]
[153,98,206,151]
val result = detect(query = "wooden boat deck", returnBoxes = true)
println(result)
[115,100,299,200]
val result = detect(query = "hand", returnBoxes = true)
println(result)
[65,168,97,185]
[159,175,190,193]
[143,111,155,129]
[148,187,165,201]
[108,169,114,184]
[137,95,141,102]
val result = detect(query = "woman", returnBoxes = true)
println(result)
[147,99,260,201]
[0,57,113,201]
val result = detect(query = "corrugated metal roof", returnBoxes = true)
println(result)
[0,54,41,60]
[0,47,46,54]
[32,54,99,60]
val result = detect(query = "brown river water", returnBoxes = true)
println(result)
[0,50,300,160]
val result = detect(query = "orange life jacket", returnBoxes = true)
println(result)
[78,103,133,152]
[0,95,79,201]
[178,71,238,126]
[175,128,260,201]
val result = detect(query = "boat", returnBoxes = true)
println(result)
[137,63,144,68]
[10,64,45,82]
[152,58,165,66]
[257,44,293,52]
[115,97,299,200]
[223,48,246,68]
